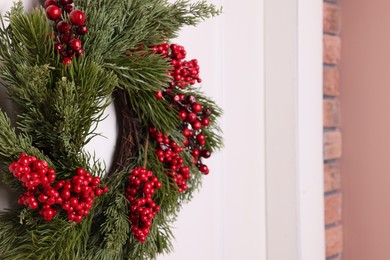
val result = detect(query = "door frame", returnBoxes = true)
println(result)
[265,0,325,260]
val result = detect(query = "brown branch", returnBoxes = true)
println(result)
[108,89,141,177]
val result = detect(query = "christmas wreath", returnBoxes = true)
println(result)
[0,0,222,259]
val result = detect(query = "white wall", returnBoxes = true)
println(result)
[159,0,266,259]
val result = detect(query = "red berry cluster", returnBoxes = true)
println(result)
[8,153,107,222]
[152,43,213,176]
[125,166,162,242]
[176,95,212,175]
[9,154,58,221]
[55,167,108,222]
[149,127,191,191]
[152,43,201,89]
[44,0,88,65]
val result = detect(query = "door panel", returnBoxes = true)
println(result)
[159,0,266,259]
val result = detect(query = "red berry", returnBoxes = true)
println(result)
[47,188,58,197]
[60,34,71,44]
[173,95,180,102]
[62,203,71,211]
[30,201,39,209]
[70,39,82,51]
[47,172,56,183]
[69,10,86,26]
[154,182,162,189]
[91,177,101,186]
[178,110,187,120]
[57,21,71,34]
[196,134,206,143]
[44,0,57,8]
[192,121,202,130]
[43,209,54,218]
[54,43,64,53]
[58,0,73,5]
[137,235,146,242]
[78,25,89,35]
[70,197,79,207]
[192,149,200,157]
[202,108,212,117]
[62,57,72,65]
[46,197,56,205]
[56,197,64,205]
[155,91,163,100]
[94,188,103,196]
[18,157,29,166]
[68,213,76,221]
[192,103,203,113]
[201,117,210,127]
[46,5,62,20]
[76,167,85,176]
[38,194,48,203]
[186,95,196,104]
[61,189,71,199]
[73,185,82,193]
[63,4,73,13]
[186,112,197,123]
[199,164,209,175]
[75,48,85,57]
[201,149,212,159]
[74,215,83,223]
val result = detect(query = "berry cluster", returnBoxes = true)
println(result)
[9,154,58,221]
[176,95,212,175]
[149,127,191,192]
[44,0,88,65]
[56,167,108,222]
[152,43,213,176]
[8,153,108,222]
[152,43,201,89]
[125,166,162,242]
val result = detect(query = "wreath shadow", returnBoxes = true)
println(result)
[0,84,18,211]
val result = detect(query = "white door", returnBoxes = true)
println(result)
[159,0,266,259]
[159,0,325,259]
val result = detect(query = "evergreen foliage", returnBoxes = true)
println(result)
[0,0,222,259]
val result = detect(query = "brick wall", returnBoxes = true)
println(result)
[323,1,343,260]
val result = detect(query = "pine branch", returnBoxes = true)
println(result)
[0,3,53,70]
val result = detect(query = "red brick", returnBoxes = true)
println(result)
[324,35,341,65]
[324,66,340,96]
[325,193,342,225]
[326,225,343,257]
[324,3,340,34]
[324,131,342,160]
[324,99,340,127]
[324,162,341,192]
